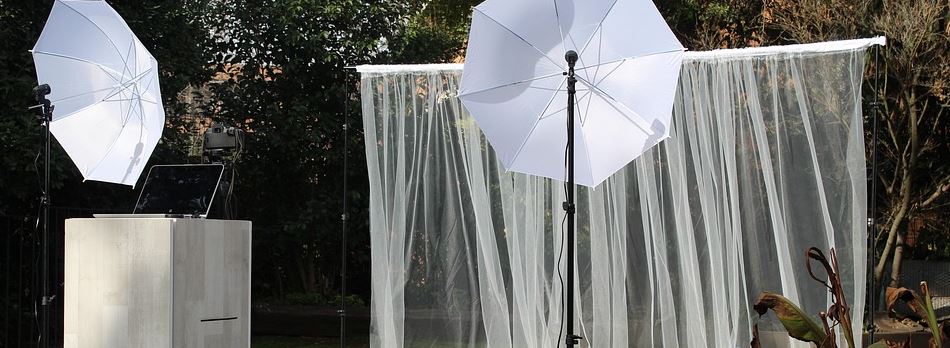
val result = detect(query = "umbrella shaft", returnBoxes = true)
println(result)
[564,54,581,347]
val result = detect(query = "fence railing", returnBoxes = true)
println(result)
[0,206,114,347]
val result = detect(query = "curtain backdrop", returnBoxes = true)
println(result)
[359,38,884,348]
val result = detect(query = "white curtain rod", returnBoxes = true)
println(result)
[355,36,886,74]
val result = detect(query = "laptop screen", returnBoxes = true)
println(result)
[133,164,225,216]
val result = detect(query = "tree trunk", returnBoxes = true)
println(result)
[275,262,285,297]
[295,249,317,293]
[889,232,906,287]
[874,193,908,285]
[874,90,919,288]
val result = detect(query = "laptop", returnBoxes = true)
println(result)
[94,164,225,219]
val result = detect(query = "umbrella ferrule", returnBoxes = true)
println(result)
[565,51,578,93]
[565,50,578,67]
[566,50,578,94]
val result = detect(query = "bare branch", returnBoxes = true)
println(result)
[921,175,950,208]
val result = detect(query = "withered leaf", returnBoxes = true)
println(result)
[753,292,827,345]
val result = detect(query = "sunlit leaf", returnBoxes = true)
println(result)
[921,282,942,348]
[753,292,827,345]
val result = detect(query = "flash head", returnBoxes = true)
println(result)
[33,84,51,102]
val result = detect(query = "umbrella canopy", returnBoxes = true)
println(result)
[458,0,684,187]
[32,0,164,186]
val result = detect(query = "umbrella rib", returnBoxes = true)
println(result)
[135,85,151,131]
[505,77,567,169]
[120,38,136,85]
[104,97,156,104]
[457,72,565,97]
[37,69,151,123]
[574,89,594,174]
[588,28,604,84]
[578,114,596,186]
[573,48,685,74]
[49,86,116,104]
[31,51,127,82]
[528,87,569,92]
[84,129,127,181]
[101,68,153,101]
[552,0,566,50]
[97,65,124,85]
[44,99,101,121]
[566,30,586,70]
[84,107,139,179]
[552,0,586,73]
[575,75,653,135]
[474,8,564,73]
[138,66,158,98]
[120,91,136,127]
[540,90,593,120]
[575,0,619,62]
[574,57,623,69]
[581,88,595,125]
[58,0,127,59]
[589,58,626,87]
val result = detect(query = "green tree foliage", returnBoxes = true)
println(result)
[0,0,215,344]
[0,0,214,218]
[3,0,947,326]
[0,0,67,216]
[0,0,468,309]
[657,0,766,50]
[202,0,467,298]
[384,0,481,63]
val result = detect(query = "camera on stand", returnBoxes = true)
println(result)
[202,122,245,218]
[202,122,244,164]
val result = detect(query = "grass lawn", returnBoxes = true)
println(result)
[251,336,370,348]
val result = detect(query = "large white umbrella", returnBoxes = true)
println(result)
[459,0,684,345]
[32,0,164,186]
[459,0,684,187]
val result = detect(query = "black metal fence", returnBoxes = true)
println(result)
[1,207,102,347]
[1,213,34,348]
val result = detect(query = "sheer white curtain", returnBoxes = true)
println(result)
[359,38,883,348]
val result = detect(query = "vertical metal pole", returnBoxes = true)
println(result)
[564,50,580,347]
[867,44,882,343]
[40,101,51,348]
[339,69,350,348]
[4,219,9,348]
[18,222,24,347]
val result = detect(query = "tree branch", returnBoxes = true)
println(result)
[921,174,950,208]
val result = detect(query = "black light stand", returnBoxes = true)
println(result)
[339,68,352,348]
[29,83,53,348]
[202,122,245,219]
[563,50,582,347]
[866,43,883,343]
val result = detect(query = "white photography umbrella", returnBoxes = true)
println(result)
[459,0,684,187]
[459,0,684,346]
[32,0,164,186]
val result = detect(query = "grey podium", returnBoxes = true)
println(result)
[63,218,251,348]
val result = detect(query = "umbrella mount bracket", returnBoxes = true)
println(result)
[31,104,53,123]
[566,334,583,345]
[561,202,575,214]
